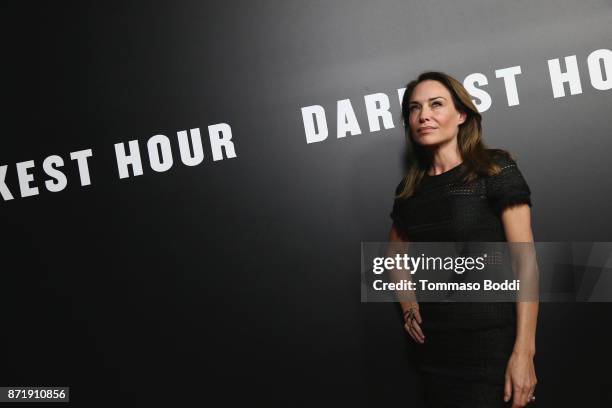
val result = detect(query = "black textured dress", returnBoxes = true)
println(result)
[390,152,532,408]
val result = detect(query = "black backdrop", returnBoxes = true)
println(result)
[3,1,612,406]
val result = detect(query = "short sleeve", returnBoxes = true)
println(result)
[390,177,407,227]
[486,155,532,215]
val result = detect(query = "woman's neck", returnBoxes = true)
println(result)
[427,144,462,176]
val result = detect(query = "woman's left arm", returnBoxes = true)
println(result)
[501,203,539,407]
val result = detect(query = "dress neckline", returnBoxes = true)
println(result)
[424,162,464,178]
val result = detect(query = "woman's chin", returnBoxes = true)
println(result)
[416,136,442,147]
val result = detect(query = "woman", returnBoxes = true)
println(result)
[389,71,538,407]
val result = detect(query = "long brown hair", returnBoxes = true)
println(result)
[396,71,513,199]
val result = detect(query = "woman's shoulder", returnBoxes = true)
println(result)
[485,148,518,170]
[394,177,407,195]
[482,149,532,213]
[479,149,530,184]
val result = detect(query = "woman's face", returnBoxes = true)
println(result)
[408,80,466,148]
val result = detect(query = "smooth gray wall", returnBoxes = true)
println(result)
[2,1,612,406]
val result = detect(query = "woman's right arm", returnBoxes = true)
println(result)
[387,223,425,344]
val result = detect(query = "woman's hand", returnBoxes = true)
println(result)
[504,351,537,407]
[403,302,425,344]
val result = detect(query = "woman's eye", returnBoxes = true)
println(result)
[432,101,442,107]
[409,105,419,112]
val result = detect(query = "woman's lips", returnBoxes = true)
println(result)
[418,127,436,134]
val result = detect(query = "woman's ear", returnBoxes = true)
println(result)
[458,111,467,125]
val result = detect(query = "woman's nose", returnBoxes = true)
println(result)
[419,107,432,121]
